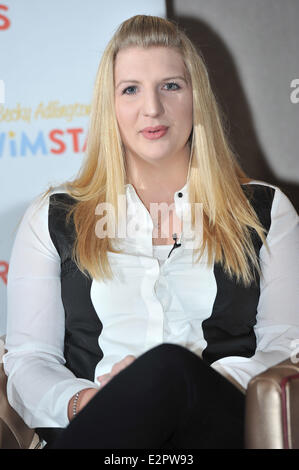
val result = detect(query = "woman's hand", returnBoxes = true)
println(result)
[97,355,136,388]
[68,355,136,421]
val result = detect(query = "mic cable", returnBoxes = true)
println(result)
[167,233,182,258]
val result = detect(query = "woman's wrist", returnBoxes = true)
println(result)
[67,388,98,421]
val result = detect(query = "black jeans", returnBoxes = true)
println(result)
[48,343,245,449]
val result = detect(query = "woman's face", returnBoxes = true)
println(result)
[114,46,193,167]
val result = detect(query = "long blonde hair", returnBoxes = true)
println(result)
[61,15,268,286]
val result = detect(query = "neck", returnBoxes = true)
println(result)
[125,148,191,200]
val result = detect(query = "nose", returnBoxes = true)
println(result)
[141,88,164,117]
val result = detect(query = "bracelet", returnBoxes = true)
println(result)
[72,391,82,417]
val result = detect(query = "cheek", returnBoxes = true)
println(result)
[115,102,125,130]
[182,96,193,125]
[169,95,193,127]
[115,101,136,133]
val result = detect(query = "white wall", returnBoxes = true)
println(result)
[0,0,165,335]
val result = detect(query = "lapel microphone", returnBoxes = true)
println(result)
[167,233,182,258]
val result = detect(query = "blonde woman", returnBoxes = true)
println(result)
[3,15,299,449]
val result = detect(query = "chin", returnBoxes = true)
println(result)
[142,153,172,164]
[140,146,175,161]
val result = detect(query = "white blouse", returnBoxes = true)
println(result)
[3,179,299,429]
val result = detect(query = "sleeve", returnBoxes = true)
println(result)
[210,186,299,390]
[3,194,99,429]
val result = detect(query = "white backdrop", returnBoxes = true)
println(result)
[0,0,165,335]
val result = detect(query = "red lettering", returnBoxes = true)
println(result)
[49,129,66,154]
[0,261,8,285]
[66,128,83,153]
[82,133,88,153]
[0,4,10,30]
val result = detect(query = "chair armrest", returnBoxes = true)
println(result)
[245,357,299,449]
[0,335,36,449]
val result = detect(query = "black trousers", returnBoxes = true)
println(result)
[47,344,245,449]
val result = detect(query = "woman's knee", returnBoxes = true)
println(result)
[139,343,202,371]
[147,342,187,359]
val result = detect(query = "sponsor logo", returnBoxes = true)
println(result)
[0,128,88,157]
[0,4,10,31]
[0,101,91,124]
[0,101,90,157]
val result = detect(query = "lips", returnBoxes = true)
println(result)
[140,125,169,140]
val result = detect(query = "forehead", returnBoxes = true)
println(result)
[114,46,187,78]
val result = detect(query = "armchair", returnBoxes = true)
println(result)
[0,335,41,449]
[245,357,299,449]
[1,334,298,449]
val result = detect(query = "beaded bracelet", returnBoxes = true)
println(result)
[72,391,82,417]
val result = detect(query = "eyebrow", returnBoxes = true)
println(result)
[115,76,188,89]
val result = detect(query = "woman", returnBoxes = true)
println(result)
[3,15,299,449]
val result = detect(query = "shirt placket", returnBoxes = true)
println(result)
[126,184,188,350]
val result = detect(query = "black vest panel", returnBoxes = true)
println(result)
[49,194,103,381]
[202,184,275,363]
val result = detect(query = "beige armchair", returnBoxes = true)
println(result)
[245,358,299,449]
[0,336,42,449]
[1,334,298,449]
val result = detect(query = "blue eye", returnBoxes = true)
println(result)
[122,86,137,95]
[164,82,180,91]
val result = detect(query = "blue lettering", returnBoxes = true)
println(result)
[9,138,17,157]
[20,131,47,156]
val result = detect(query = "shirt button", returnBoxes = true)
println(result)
[177,192,183,198]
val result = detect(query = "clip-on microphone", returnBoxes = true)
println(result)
[167,233,182,258]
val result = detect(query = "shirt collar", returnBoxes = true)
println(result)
[124,179,189,198]
[115,178,193,256]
